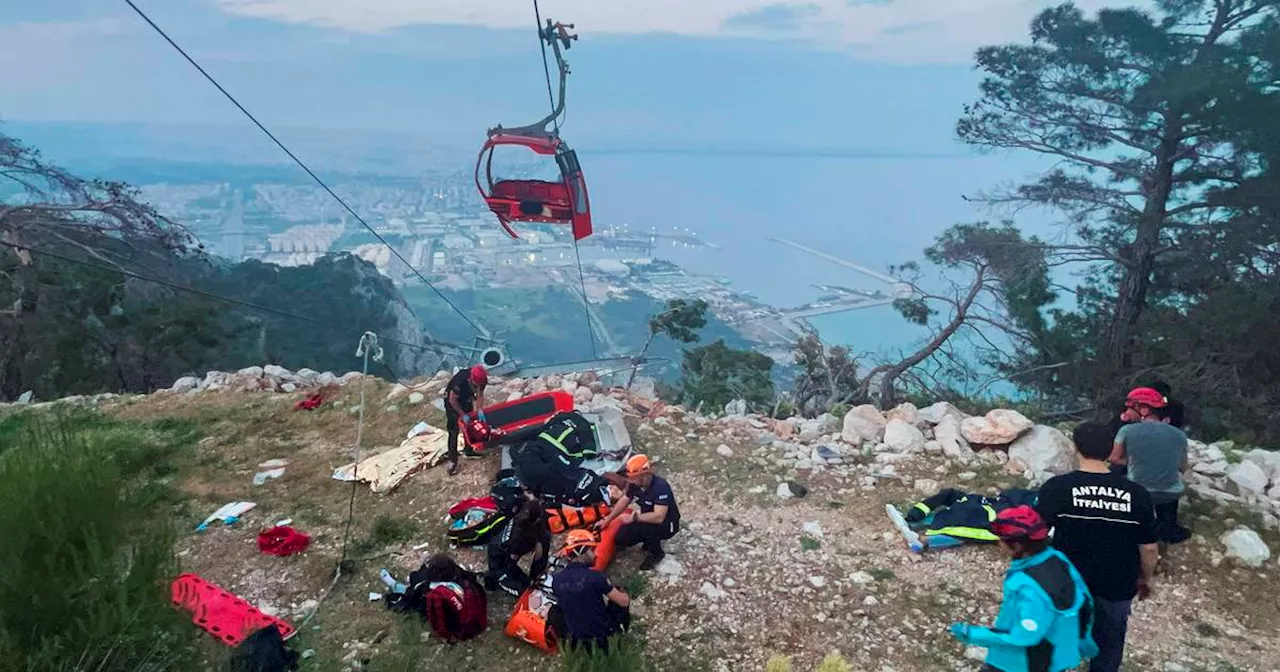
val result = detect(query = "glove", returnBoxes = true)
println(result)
[478,410,487,422]
[948,623,970,642]
[462,413,472,424]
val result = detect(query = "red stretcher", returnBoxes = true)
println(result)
[170,573,295,646]
[462,390,575,451]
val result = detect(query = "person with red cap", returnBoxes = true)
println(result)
[442,365,489,476]
[948,505,1098,672]
[595,454,681,570]
[1109,387,1191,546]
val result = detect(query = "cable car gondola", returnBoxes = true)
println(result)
[475,19,592,241]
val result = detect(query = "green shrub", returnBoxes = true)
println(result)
[559,634,646,672]
[0,411,197,669]
[814,651,852,672]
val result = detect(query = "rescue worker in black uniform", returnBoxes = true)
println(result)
[595,454,680,571]
[443,365,488,476]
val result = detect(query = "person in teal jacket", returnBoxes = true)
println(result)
[948,505,1099,672]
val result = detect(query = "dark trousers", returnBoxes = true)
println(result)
[1153,499,1191,544]
[614,518,679,555]
[556,602,631,652]
[446,409,461,462]
[1089,597,1132,672]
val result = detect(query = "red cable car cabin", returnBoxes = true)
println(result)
[475,133,592,241]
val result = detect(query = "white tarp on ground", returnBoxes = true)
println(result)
[332,423,450,493]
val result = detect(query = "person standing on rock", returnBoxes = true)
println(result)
[594,454,680,571]
[948,505,1098,672]
[443,365,488,476]
[1108,388,1191,546]
[1036,421,1160,672]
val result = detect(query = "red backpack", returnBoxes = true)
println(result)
[424,577,488,643]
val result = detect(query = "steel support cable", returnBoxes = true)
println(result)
[122,0,487,338]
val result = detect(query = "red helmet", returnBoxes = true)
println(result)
[1125,387,1166,409]
[469,365,489,386]
[991,505,1049,542]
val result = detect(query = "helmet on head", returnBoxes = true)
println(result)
[990,505,1050,542]
[1125,387,1166,409]
[559,529,599,558]
[469,365,489,386]
[623,454,652,477]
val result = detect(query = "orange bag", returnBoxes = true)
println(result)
[505,585,560,653]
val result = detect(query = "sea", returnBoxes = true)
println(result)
[578,150,1050,360]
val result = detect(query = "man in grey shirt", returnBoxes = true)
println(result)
[1109,387,1191,547]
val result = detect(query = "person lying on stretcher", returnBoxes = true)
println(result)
[594,454,681,571]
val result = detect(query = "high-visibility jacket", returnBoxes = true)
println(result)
[906,488,1038,541]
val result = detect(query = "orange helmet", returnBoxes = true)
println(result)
[623,454,652,477]
[559,529,599,558]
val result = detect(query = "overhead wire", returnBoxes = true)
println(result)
[530,0,598,359]
[121,0,487,339]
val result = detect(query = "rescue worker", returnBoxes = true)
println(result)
[1109,387,1191,547]
[485,497,550,596]
[948,506,1098,672]
[595,454,680,571]
[443,365,488,476]
[550,529,631,652]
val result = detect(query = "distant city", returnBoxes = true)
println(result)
[138,167,896,359]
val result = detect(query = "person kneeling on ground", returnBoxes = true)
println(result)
[551,529,631,652]
[595,454,680,571]
[486,498,551,596]
[948,506,1098,672]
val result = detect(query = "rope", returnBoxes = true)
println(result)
[532,0,560,133]
[571,237,599,358]
[122,0,487,338]
[1,240,463,359]
[338,332,382,566]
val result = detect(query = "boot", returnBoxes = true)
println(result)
[638,547,665,571]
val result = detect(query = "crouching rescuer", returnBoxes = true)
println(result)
[551,529,631,653]
[595,454,680,571]
[948,506,1098,672]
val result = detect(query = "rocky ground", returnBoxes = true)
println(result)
[7,367,1280,671]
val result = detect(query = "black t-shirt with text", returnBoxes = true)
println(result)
[626,474,680,526]
[443,369,476,415]
[1035,470,1158,602]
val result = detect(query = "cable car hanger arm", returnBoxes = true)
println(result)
[487,19,576,140]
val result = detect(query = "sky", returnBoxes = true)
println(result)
[0,0,1150,356]
[0,0,1146,147]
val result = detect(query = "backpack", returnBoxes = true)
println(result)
[445,478,526,548]
[229,626,299,672]
[424,576,488,643]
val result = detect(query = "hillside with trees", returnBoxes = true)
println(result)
[0,132,441,402]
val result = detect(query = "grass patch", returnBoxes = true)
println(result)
[559,633,646,672]
[0,410,200,670]
[618,571,651,598]
[826,500,845,509]
[799,535,822,551]
[350,514,418,557]
[1194,621,1222,638]
[869,568,897,582]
